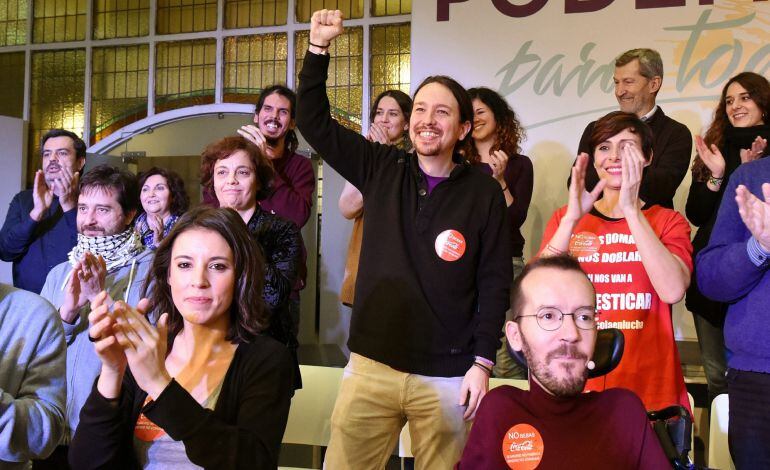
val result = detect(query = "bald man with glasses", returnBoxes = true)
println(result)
[456,255,669,470]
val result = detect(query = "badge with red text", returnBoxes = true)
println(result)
[134,396,166,441]
[501,423,544,469]
[434,229,466,262]
[569,231,600,258]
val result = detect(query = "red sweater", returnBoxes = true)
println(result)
[456,381,670,470]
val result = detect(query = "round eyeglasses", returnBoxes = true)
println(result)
[516,307,598,331]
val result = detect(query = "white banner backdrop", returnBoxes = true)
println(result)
[411,0,770,339]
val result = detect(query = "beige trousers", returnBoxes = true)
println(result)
[324,353,469,470]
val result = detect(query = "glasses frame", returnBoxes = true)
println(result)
[516,307,599,331]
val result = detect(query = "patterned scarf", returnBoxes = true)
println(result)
[68,228,144,272]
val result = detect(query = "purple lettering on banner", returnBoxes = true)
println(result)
[436,0,469,21]
[492,0,548,18]
[637,0,685,8]
[699,0,714,4]
[565,0,613,14]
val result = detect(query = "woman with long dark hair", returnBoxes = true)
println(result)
[338,89,412,306]
[685,72,770,403]
[69,206,293,469]
[467,87,533,378]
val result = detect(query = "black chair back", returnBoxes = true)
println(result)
[506,328,624,379]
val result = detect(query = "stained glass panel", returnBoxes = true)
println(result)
[155,39,216,112]
[296,27,362,131]
[0,0,27,45]
[295,0,362,23]
[370,23,409,101]
[224,0,286,29]
[33,0,87,43]
[29,49,85,183]
[156,0,216,34]
[224,33,287,104]
[371,0,410,16]
[0,52,25,118]
[93,0,150,39]
[91,45,149,143]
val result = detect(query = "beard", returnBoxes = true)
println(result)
[521,335,589,397]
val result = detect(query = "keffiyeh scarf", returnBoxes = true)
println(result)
[68,228,144,272]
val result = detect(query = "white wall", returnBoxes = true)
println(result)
[0,116,27,285]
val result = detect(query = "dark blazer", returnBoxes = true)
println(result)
[0,190,77,293]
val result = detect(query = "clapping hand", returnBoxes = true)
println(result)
[113,303,172,400]
[565,153,606,223]
[30,170,54,222]
[51,164,80,211]
[88,291,126,374]
[736,183,770,252]
[740,136,768,164]
[60,253,107,323]
[146,213,165,244]
[488,150,509,183]
[618,141,645,215]
[694,136,726,178]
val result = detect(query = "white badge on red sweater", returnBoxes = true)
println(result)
[434,229,466,262]
[501,423,544,469]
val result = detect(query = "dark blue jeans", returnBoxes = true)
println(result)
[727,368,770,469]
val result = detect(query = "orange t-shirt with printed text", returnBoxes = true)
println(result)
[539,205,693,414]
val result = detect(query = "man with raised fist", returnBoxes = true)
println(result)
[297,9,511,469]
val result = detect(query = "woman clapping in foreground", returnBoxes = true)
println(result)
[69,206,293,470]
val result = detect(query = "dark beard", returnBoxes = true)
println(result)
[521,335,588,397]
[265,136,281,147]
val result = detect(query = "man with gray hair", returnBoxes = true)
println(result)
[570,48,692,209]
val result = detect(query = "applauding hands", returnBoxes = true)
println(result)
[89,292,172,400]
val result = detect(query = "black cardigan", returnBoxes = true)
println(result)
[297,51,511,377]
[684,124,770,322]
[68,337,294,470]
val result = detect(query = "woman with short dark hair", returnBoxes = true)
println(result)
[200,135,302,389]
[539,111,692,414]
[135,167,190,250]
[69,206,293,469]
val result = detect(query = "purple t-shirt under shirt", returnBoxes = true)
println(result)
[423,172,447,194]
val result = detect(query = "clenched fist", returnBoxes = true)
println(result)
[310,9,343,51]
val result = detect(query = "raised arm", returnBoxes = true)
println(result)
[541,153,605,256]
[296,10,395,191]
[698,170,770,302]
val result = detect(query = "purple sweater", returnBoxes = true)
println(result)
[474,154,533,257]
[260,151,315,229]
[696,157,770,374]
[456,380,669,469]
